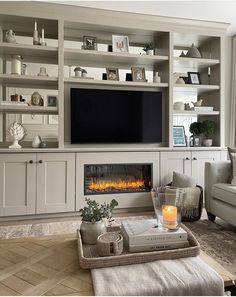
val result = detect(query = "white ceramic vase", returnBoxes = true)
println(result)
[80,220,106,244]
[203,139,213,147]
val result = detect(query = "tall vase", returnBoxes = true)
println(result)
[80,220,106,244]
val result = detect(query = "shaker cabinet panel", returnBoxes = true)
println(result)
[160,151,191,186]
[36,153,75,214]
[0,154,36,216]
[191,151,221,187]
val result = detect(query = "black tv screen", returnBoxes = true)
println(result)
[71,88,162,143]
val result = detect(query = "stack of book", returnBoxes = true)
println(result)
[121,219,189,253]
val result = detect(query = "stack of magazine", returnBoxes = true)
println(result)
[121,219,189,253]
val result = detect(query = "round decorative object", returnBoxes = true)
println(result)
[97,232,123,257]
[186,43,201,58]
[7,122,26,149]
[80,220,106,244]
[174,101,185,111]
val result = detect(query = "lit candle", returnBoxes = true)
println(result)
[42,28,44,42]
[162,205,177,228]
[34,21,37,31]
[208,67,211,76]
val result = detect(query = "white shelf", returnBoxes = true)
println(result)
[0,74,58,89]
[174,84,220,94]
[64,77,168,88]
[0,42,58,64]
[173,110,220,116]
[0,104,58,114]
[64,48,168,68]
[174,57,220,68]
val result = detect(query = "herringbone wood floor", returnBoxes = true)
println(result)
[0,234,93,296]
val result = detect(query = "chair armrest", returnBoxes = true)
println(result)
[204,161,231,211]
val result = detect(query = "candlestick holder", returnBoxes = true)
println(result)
[208,74,211,85]
[151,187,185,231]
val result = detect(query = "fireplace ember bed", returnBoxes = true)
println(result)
[84,163,152,195]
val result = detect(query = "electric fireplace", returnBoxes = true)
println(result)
[84,163,152,195]
[76,152,159,209]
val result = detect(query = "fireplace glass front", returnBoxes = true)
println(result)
[84,163,152,195]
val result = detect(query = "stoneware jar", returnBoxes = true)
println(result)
[11,55,22,75]
[80,220,106,244]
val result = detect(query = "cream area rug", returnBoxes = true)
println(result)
[185,219,236,275]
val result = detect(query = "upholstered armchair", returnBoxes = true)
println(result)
[205,161,236,227]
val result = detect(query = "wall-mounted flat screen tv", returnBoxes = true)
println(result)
[71,88,162,143]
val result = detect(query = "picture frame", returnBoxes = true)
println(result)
[47,95,57,107]
[173,126,187,147]
[188,72,201,85]
[131,67,146,82]
[106,67,119,81]
[112,35,129,53]
[83,36,97,50]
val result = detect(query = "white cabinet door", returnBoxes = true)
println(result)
[160,151,191,185]
[0,154,36,216]
[191,150,221,187]
[36,153,75,214]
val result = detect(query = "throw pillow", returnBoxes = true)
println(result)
[172,171,196,188]
[227,147,236,182]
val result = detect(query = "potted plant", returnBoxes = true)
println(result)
[79,198,118,244]
[143,43,154,55]
[201,120,216,147]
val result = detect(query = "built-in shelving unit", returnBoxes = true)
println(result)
[0,2,228,149]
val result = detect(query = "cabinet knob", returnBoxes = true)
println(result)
[185,157,190,160]
[38,160,43,164]
[29,160,33,164]
[193,157,197,160]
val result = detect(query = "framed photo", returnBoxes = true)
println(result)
[131,67,146,82]
[173,126,187,147]
[106,68,119,81]
[83,36,97,50]
[188,72,201,85]
[112,35,129,53]
[47,95,57,107]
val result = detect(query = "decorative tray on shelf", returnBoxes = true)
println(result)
[77,224,200,269]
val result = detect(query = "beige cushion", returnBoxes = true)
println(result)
[212,183,236,207]
[172,171,196,188]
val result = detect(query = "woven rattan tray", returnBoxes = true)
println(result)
[77,224,200,269]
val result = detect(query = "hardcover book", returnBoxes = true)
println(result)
[121,219,188,245]
[128,240,189,253]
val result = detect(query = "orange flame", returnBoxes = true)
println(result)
[88,179,145,191]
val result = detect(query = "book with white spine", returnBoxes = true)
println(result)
[128,240,189,253]
[121,219,188,245]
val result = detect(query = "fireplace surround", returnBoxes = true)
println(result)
[76,152,159,209]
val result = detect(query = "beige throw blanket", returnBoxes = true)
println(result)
[91,256,224,296]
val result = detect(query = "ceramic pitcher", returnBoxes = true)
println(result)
[5,30,16,43]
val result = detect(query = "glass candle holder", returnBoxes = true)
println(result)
[151,187,185,231]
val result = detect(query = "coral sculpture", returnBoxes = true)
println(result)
[7,122,26,149]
